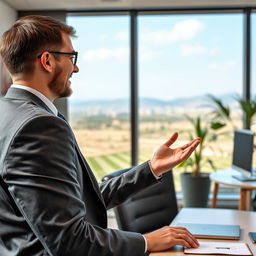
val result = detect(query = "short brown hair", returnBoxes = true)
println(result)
[0,15,76,75]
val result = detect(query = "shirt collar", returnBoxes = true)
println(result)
[11,84,58,116]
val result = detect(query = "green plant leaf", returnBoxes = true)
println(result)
[210,122,226,130]
[235,96,256,129]
[183,106,226,176]
[207,94,231,121]
[206,159,217,171]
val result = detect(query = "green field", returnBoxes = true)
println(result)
[87,152,131,180]
[71,111,249,192]
[86,149,232,192]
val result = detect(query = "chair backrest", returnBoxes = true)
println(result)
[102,169,178,234]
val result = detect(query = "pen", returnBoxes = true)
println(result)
[215,247,230,249]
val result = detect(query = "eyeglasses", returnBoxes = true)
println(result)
[37,51,78,66]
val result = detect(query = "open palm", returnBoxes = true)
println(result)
[150,132,201,176]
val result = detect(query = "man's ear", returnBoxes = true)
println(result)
[38,52,54,73]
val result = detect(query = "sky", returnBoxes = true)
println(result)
[67,13,247,101]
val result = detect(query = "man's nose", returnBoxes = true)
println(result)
[73,64,79,73]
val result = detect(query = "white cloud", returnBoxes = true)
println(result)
[101,18,204,45]
[83,47,129,62]
[99,34,109,41]
[209,60,238,71]
[98,30,128,42]
[180,44,218,56]
[141,19,205,45]
[139,47,163,62]
[114,30,128,42]
[85,19,205,63]
[83,46,163,62]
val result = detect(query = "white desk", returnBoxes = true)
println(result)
[150,208,256,256]
[210,169,256,211]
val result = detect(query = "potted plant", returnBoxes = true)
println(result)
[208,94,256,130]
[178,115,224,207]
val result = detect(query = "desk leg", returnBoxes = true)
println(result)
[240,189,252,211]
[211,182,219,208]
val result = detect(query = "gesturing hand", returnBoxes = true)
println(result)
[150,132,201,176]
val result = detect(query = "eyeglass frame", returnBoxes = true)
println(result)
[37,51,78,66]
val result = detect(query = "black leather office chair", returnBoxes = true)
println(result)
[102,168,178,234]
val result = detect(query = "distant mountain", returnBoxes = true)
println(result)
[69,93,239,115]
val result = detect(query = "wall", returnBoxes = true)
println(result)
[0,1,16,35]
[0,1,16,96]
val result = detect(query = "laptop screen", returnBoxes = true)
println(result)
[232,129,254,175]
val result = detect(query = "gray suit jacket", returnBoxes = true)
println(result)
[0,88,159,256]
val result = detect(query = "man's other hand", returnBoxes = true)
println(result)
[144,226,199,252]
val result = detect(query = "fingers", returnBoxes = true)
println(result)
[170,227,199,248]
[145,226,199,252]
[182,142,199,158]
[178,138,201,161]
[174,227,199,248]
[174,238,197,248]
[164,132,179,147]
[181,138,201,150]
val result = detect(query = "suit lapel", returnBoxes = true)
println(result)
[58,106,106,207]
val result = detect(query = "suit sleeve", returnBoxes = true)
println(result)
[3,115,147,256]
[100,162,160,209]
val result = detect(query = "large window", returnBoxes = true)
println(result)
[138,14,243,191]
[67,11,251,194]
[252,13,256,99]
[67,15,131,180]
[251,12,256,168]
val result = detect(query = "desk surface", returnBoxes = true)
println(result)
[210,169,256,189]
[150,208,256,256]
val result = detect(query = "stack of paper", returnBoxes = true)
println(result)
[184,241,252,255]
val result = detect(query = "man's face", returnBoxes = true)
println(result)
[49,32,79,98]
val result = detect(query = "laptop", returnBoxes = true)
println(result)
[175,223,240,240]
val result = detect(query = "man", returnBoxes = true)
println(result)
[0,15,200,256]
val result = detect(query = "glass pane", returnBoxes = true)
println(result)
[252,13,256,99]
[251,13,256,169]
[67,15,131,181]
[138,14,243,192]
